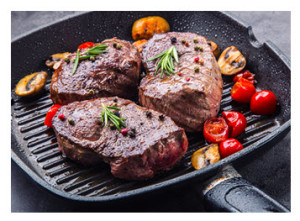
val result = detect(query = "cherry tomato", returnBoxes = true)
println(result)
[219,138,243,158]
[233,70,255,84]
[250,90,277,115]
[44,104,62,128]
[222,111,247,138]
[203,117,229,143]
[78,42,94,49]
[231,78,256,103]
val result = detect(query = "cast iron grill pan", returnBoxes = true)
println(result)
[11,11,290,202]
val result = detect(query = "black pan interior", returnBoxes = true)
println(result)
[11,11,290,201]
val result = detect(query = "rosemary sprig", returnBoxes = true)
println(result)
[72,44,108,75]
[148,46,179,78]
[100,103,126,132]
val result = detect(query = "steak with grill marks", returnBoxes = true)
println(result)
[50,38,141,105]
[52,97,188,180]
[139,32,223,132]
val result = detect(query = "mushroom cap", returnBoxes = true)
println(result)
[217,46,246,75]
[15,71,47,96]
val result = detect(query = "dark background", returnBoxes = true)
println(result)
[11,11,291,212]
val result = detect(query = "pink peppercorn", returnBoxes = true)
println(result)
[178,72,183,76]
[121,128,130,136]
[58,114,65,121]
[194,57,200,62]
[186,77,190,81]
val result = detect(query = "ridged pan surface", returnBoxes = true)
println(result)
[11,11,290,202]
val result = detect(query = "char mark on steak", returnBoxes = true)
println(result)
[50,38,141,105]
[139,32,223,132]
[52,97,188,180]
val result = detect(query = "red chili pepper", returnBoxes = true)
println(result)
[44,104,62,128]
[194,57,200,62]
[219,138,243,158]
[178,72,183,76]
[203,117,229,143]
[58,114,65,121]
[250,90,277,115]
[231,78,256,103]
[185,42,189,47]
[78,42,94,49]
[222,111,247,138]
[185,77,190,81]
[233,70,255,84]
[121,128,130,136]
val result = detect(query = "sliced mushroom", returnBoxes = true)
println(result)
[217,46,246,75]
[15,71,47,97]
[208,41,220,58]
[45,52,70,70]
[191,143,220,170]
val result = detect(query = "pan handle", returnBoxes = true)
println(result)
[202,165,289,212]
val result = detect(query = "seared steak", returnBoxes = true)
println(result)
[52,97,188,180]
[139,32,223,132]
[50,38,141,105]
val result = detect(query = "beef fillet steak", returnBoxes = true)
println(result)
[52,97,188,180]
[51,38,141,105]
[139,32,223,132]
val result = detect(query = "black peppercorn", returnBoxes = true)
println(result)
[68,119,75,125]
[171,37,177,44]
[113,111,120,117]
[193,38,199,43]
[128,131,136,138]
[130,128,136,133]
[194,66,200,73]
[110,123,116,130]
[113,98,118,102]
[146,111,152,118]
[159,114,165,121]
[181,39,186,44]
[113,42,117,48]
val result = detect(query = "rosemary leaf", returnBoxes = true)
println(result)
[107,106,121,110]
[82,44,108,55]
[72,49,80,75]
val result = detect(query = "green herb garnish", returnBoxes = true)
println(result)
[72,49,80,75]
[100,103,126,132]
[148,46,179,79]
[72,44,108,75]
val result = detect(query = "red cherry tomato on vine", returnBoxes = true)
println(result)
[203,117,229,143]
[44,104,62,128]
[78,42,94,49]
[219,138,243,158]
[233,70,255,84]
[231,78,256,103]
[222,111,247,138]
[250,90,277,115]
